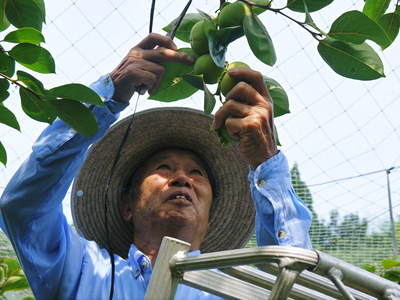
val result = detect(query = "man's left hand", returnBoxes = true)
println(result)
[213,68,278,169]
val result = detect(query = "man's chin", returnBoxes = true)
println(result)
[163,209,197,228]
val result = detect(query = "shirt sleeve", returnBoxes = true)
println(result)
[0,74,127,300]
[248,151,313,249]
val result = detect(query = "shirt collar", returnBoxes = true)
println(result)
[127,243,201,277]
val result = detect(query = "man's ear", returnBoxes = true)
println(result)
[119,193,134,222]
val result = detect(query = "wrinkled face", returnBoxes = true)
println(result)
[125,149,213,242]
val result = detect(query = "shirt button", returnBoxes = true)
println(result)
[278,230,286,239]
[257,179,266,187]
[141,261,148,269]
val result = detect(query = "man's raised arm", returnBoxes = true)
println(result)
[213,68,312,249]
[0,33,194,299]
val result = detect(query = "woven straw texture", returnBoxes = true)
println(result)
[71,107,255,258]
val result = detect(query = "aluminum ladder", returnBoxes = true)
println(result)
[144,237,400,300]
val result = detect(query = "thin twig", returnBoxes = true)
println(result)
[166,0,192,39]
[237,0,323,40]
[0,72,45,98]
[149,0,156,33]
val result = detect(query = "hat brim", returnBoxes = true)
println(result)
[71,107,255,258]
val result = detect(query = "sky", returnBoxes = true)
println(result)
[0,0,399,232]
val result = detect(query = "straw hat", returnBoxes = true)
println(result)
[71,107,255,258]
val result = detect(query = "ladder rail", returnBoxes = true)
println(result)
[145,237,400,300]
[256,264,375,300]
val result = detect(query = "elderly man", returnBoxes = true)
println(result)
[0,34,311,299]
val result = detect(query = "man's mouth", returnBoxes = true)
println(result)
[166,192,193,203]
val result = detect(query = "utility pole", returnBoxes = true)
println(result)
[386,167,397,256]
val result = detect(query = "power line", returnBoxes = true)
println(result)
[308,166,400,187]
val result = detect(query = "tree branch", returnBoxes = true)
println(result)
[237,0,323,40]
[0,72,42,98]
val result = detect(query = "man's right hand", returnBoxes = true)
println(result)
[110,33,195,103]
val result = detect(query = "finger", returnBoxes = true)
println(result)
[148,67,165,95]
[225,114,274,142]
[137,60,165,78]
[213,100,252,129]
[136,33,178,50]
[126,67,158,93]
[225,117,245,140]
[138,61,165,95]
[228,68,269,99]
[142,47,195,65]
[225,81,268,107]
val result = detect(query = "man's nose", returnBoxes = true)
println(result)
[170,171,192,188]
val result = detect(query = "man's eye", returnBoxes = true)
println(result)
[156,164,170,170]
[191,169,203,176]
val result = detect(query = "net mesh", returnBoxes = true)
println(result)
[0,0,399,271]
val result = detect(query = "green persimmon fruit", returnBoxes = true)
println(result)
[220,61,250,96]
[218,1,247,28]
[194,54,224,84]
[189,20,213,56]
[216,125,240,147]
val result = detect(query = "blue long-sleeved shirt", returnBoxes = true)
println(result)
[0,74,312,300]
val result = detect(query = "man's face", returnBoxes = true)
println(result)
[126,149,213,243]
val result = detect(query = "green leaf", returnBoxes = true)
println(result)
[149,48,198,101]
[208,29,228,68]
[0,264,5,284]
[48,99,99,137]
[32,0,45,23]
[203,82,216,115]
[378,13,400,48]
[0,105,20,131]
[197,9,213,22]
[0,140,6,165]
[19,87,56,124]
[303,0,320,32]
[207,25,244,68]
[182,74,204,90]
[287,0,334,13]
[0,50,15,77]
[0,0,10,31]
[362,264,376,273]
[9,43,55,74]
[0,78,9,102]
[274,124,281,146]
[263,76,290,117]
[16,70,45,95]
[0,258,20,278]
[252,0,270,15]
[49,83,104,106]
[5,0,43,30]
[163,13,206,43]
[382,258,400,269]
[22,297,35,300]
[363,0,390,21]
[4,27,45,44]
[318,38,385,80]
[214,25,244,45]
[328,11,391,49]
[243,13,276,66]
[383,269,400,283]
[2,275,29,292]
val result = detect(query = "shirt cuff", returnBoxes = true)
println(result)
[89,74,128,114]
[248,151,291,192]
